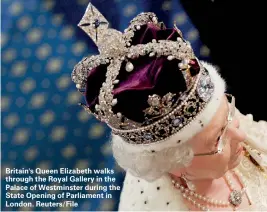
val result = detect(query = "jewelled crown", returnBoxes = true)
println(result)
[71,3,216,145]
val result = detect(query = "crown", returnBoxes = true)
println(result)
[71,3,216,145]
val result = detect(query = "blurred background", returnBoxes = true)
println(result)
[1,0,210,211]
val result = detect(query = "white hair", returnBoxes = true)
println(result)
[111,134,194,182]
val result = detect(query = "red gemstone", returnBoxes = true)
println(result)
[189,59,200,76]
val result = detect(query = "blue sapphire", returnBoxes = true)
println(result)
[144,133,152,140]
[172,118,183,127]
[94,19,100,28]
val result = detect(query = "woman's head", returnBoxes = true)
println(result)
[73,5,240,181]
[171,95,246,180]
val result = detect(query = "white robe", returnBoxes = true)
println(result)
[118,110,267,211]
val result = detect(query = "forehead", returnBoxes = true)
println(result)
[188,96,229,148]
[202,96,228,138]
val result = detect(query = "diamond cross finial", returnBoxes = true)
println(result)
[78,3,109,44]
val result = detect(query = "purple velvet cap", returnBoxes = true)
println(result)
[85,23,199,124]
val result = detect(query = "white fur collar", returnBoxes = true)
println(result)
[118,172,187,211]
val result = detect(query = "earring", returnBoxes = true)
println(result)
[181,174,196,191]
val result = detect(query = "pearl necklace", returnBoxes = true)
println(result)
[171,169,248,211]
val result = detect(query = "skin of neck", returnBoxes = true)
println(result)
[189,176,225,194]
[170,172,227,195]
